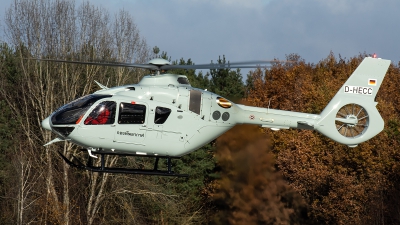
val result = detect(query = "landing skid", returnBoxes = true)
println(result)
[58,151,189,177]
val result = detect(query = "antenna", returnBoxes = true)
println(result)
[267,98,272,114]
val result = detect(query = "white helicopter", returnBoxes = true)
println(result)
[41,56,391,177]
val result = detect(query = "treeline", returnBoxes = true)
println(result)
[244,54,400,224]
[1,0,400,224]
[0,1,242,224]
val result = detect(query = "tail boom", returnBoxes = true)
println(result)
[235,105,320,131]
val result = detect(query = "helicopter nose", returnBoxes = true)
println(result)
[41,117,52,131]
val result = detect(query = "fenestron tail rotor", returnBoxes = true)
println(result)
[335,104,369,138]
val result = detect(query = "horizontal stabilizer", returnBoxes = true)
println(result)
[297,121,314,127]
[261,125,289,130]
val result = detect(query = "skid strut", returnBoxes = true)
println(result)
[58,151,188,177]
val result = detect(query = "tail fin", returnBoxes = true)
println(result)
[316,57,391,147]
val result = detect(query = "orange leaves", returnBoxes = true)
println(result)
[244,53,400,224]
[247,57,324,113]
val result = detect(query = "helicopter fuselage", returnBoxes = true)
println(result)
[43,73,323,157]
[43,74,245,157]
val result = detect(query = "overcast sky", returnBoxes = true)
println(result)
[1,0,399,67]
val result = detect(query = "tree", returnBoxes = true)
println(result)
[209,55,244,100]
[1,0,150,224]
[245,53,400,224]
[210,125,307,225]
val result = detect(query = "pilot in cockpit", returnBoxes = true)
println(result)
[84,101,115,125]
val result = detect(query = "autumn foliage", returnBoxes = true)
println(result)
[236,53,400,224]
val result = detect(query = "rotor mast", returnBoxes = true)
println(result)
[148,58,171,76]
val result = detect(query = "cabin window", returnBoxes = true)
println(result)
[154,107,171,124]
[189,89,201,114]
[84,101,116,125]
[118,103,146,124]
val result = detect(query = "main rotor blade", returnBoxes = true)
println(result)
[161,64,268,70]
[33,58,159,70]
[161,60,289,70]
[31,58,293,71]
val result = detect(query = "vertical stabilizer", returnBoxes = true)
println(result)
[316,57,391,146]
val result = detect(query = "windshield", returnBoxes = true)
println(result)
[51,94,112,125]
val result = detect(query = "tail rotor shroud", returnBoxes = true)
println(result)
[335,104,369,138]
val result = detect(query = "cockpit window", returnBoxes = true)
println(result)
[154,107,171,124]
[118,103,146,124]
[84,101,116,125]
[52,94,112,125]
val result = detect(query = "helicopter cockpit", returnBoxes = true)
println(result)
[46,93,175,139]
[51,94,113,125]
[46,94,113,137]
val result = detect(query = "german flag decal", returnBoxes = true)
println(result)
[368,79,377,86]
